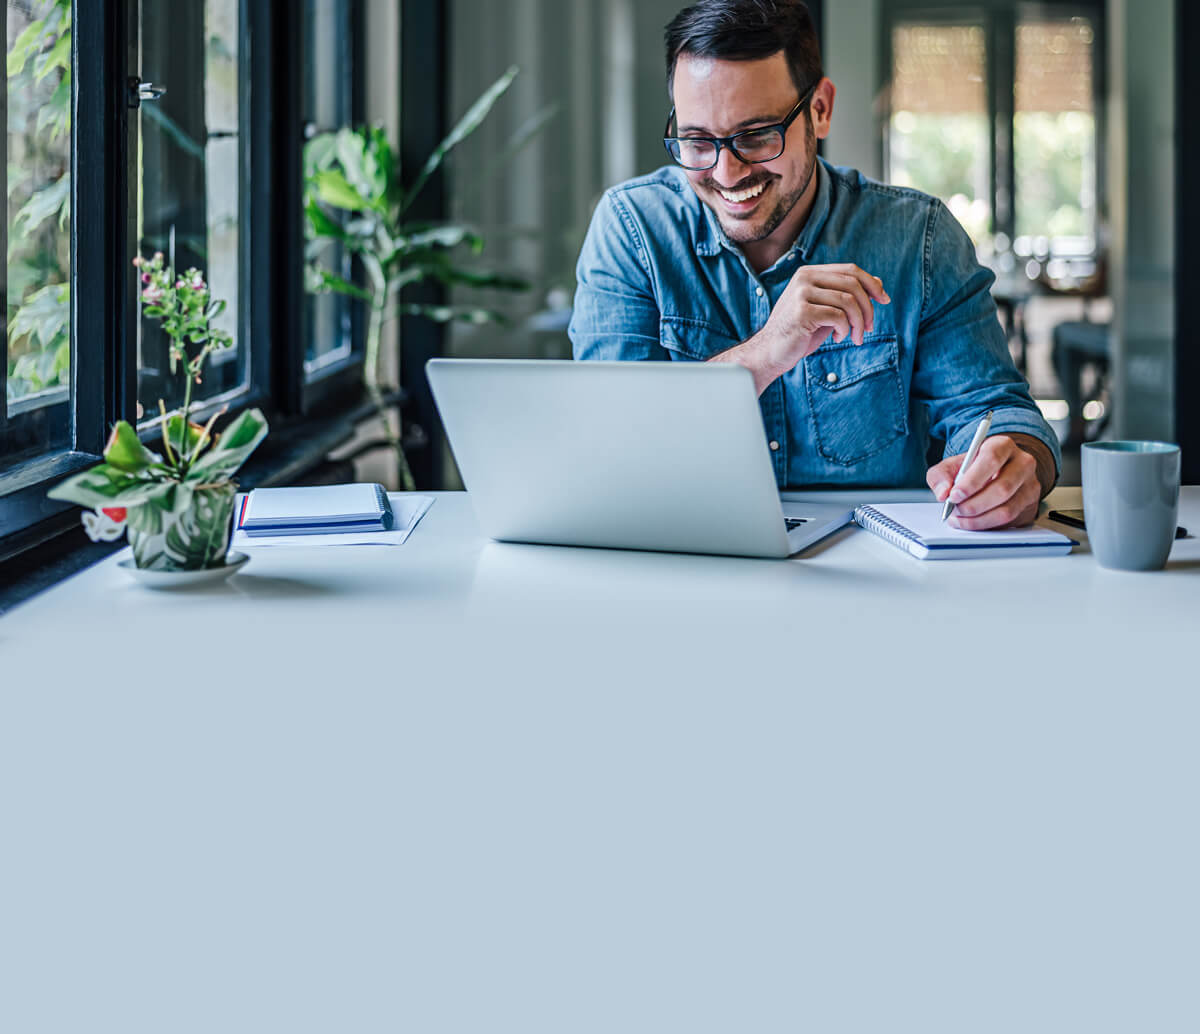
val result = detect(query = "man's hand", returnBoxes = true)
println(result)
[713,264,890,394]
[926,433,1056,529]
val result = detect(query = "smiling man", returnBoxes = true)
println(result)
[569,0,1060,529]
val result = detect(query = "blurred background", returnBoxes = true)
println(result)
[2,0,1189,507]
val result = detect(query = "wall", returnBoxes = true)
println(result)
[1107,0,1175,439]
[823,0,882,179]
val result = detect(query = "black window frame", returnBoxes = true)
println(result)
[1,0,376,566]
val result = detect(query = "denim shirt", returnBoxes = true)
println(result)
[569,158,1061,489]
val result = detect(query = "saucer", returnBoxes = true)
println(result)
[118,551,249,588]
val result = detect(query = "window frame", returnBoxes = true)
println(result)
[0,0,132,563]
[880,0,1107,249]
[1,0,374,564]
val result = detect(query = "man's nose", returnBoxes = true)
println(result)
[712,144,751,186]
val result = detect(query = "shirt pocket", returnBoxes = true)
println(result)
[659,315,741,361]
[804,335,908,465]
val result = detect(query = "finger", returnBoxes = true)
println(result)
[803,286,868,345]
[945,437,1011,504]
[825,264,891,305]
[926,456,964,500]
[950,482,1040,529]
[950,450,1040,526]
[800,305,852,347]
[826,274,876,342]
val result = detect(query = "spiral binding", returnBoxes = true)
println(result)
[853,505,919,552]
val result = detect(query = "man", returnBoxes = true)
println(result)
[568,0,1059,530]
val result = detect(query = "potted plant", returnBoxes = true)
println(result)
[48,253,268,571]
[304,65,550,489]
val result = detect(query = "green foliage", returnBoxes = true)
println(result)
[304,65,546,491]
[6,0,72,403]
[1014,111,1094,239]
[48,251,268,568]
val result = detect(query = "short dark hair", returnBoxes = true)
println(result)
[664,0,823,102]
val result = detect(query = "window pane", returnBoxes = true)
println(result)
[4,0,72,462]
[136,0,245,421]
[1014,15,1097,256]
[303,0,355,376]
[889,23,991,242]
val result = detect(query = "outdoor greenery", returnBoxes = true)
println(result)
[890,108,1095,246]
[6,0,72,404]
[304,65,538,491]
[1014,110,1094,240]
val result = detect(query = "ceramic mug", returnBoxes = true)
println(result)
[1081,441,1181,570]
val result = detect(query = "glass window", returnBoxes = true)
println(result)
[136,0,246,422]
[302,0,357,377]
[4,0,72,467]
[888,22,991,242]
[1013,14,1097,257]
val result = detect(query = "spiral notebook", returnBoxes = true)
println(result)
[853,503,1076,560]
[238,483,393,537]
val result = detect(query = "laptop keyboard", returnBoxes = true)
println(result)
[784,517,810,531]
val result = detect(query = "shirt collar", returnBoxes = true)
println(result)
[693,157,833,263]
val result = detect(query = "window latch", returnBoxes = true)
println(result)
[128,77,167,109]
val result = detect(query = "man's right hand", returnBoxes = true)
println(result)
[714,263,890,395]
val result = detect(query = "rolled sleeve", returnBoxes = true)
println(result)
[569,191,667,362]
[912,200,1061,477]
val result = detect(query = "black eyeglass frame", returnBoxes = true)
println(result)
[663,81,818,171]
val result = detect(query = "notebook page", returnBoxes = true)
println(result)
[866,503,1073,547]
[244,483,385,524]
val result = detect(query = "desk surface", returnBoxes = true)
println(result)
[3,488,1199,1032]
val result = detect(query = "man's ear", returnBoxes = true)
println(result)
[810,78,836,140]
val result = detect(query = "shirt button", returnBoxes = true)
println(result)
[755,286,764,297]
[826,372,839,384]
[769,440,780,451]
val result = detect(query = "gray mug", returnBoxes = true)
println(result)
[1081,441,1181,570]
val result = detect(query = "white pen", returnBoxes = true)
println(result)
[941,410,994,521]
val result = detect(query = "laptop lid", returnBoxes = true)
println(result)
[427,358,833,558]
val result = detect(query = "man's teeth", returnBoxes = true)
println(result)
[719,182,766,203]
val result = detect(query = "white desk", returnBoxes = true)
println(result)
[3,488,1199,1033]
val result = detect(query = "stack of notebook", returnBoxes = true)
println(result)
[238,483,394,538]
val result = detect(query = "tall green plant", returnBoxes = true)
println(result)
[6,0,72,402]
[304,65,535,491]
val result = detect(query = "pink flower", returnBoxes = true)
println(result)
[176,279,186,289]
[142,284,164,303]
[191,275,206,291]
[142,272,152,284]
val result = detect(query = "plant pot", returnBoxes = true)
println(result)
[125,480,238,571]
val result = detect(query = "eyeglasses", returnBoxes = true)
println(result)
[663,82,817,171]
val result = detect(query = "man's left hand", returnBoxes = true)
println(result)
[926,433,1056,529]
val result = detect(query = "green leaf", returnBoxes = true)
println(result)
[305,200,348,242]
[8,282,69,350]
[164,415,207,458]
[314,169,372,212]
[34,31,70,84]
[456,100,562,201]
[401,65,519,213]
[47,465,177,509]
[185,408,269,482]
[335,127,386,209]
[103,420,161,473]
[7,19,48,79]
[399,225,484,252]
[9,173,70,253]
[304,266,373,302]
[425,265,530,292]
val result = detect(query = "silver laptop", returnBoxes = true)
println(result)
[426,358,853,558]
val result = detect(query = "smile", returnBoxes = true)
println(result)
[717,181,766,204]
